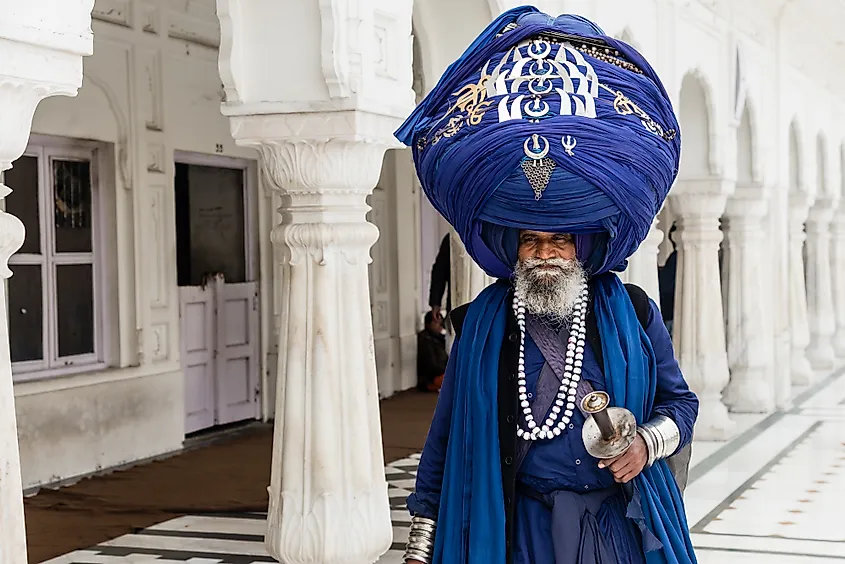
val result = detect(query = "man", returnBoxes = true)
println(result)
[417,310,449,392]
[428,234,451,321]
[658,225,678,337]
[395,7,698,564]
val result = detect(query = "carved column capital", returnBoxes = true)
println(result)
[807,198,837,229]
[0,79,81,278]
[256,138,390,198]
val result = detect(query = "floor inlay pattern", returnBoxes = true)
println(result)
[47,371,845,563]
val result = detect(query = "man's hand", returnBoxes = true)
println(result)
[431,306,442,320]
[597,434,648,483]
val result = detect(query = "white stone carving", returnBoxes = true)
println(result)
[670,190,735,440]
[721,191,774,413]
[805,199,837,371]
[148,184,169,309]
[316,0,413,105]
[141,50,164,131]
[151,322,169,361]
[147,142,166,173]
[168,12,221,49]
[92,0,131,28]
[788,194,814,385]
[141,1,160,34]
[232,123,401,564]
[0,1,95,559]
[216,0,244,104]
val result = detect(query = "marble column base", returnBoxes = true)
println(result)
[723,366,775,414]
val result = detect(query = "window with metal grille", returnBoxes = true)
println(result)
[4,142,104,378]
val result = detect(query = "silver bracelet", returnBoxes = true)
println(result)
[637,415,681,467]
[404,515,437,564]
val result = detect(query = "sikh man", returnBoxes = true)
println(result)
[394,6,699,564]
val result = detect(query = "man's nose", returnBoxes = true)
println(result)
[536,244,556,260]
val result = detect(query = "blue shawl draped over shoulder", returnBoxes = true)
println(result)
[437,277,695,564]
[395,6,696,563]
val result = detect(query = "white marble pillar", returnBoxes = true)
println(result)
[805,199,837,371]
[770,186,793,410]
[450,231,495,308]
[0,2,95,559]
[623,218,663,303]
[788,195,815,385]
[217,1,414,561]
[831,213,845,358]
[721,195,774,413]
[240,131,396,564]
[0,159,28,564]
[670,191,735,440]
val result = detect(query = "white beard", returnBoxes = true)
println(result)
[513,257,586,322]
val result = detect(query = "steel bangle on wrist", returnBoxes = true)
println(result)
[637,415,680,467]
[404,515,437,564]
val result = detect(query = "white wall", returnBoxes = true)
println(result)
[15,0,265,489]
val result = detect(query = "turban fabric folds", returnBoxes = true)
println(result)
[396,7,680,277]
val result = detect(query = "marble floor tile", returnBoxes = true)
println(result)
[46,370,845,563]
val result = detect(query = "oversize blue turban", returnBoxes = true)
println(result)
[396,7,680,277]
[396,7,696,564]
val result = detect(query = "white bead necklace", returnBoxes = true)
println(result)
[513,279,589,441]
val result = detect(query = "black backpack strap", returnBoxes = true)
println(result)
[623,283,651,330]
[587,282,651,369]
[449,304,471,339]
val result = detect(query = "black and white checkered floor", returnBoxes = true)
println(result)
[44,454,419,564]
[44,370,845,564]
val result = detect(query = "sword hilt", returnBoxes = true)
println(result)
[580,391,637,460]
[581,391,616,440]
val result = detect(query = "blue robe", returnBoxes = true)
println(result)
[408,297,698,563]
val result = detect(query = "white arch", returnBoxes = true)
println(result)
[736,104,754,184]
[678,71,714,179]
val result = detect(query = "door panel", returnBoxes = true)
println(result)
[180,286,216,434]
[216,280,259,424]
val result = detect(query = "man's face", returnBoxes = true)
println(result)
[514,230,584,321]
[517,231,577,264]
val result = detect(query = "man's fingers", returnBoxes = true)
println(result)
[608,454,634,473]
[598,454,622,469]
[619,468,641,483]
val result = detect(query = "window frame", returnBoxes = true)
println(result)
[5,137,109,381]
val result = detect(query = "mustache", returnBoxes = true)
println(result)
[521,257,576,271]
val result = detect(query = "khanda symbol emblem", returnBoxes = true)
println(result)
[562,135,577,156]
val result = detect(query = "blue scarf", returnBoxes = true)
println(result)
[434,275,696,564]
